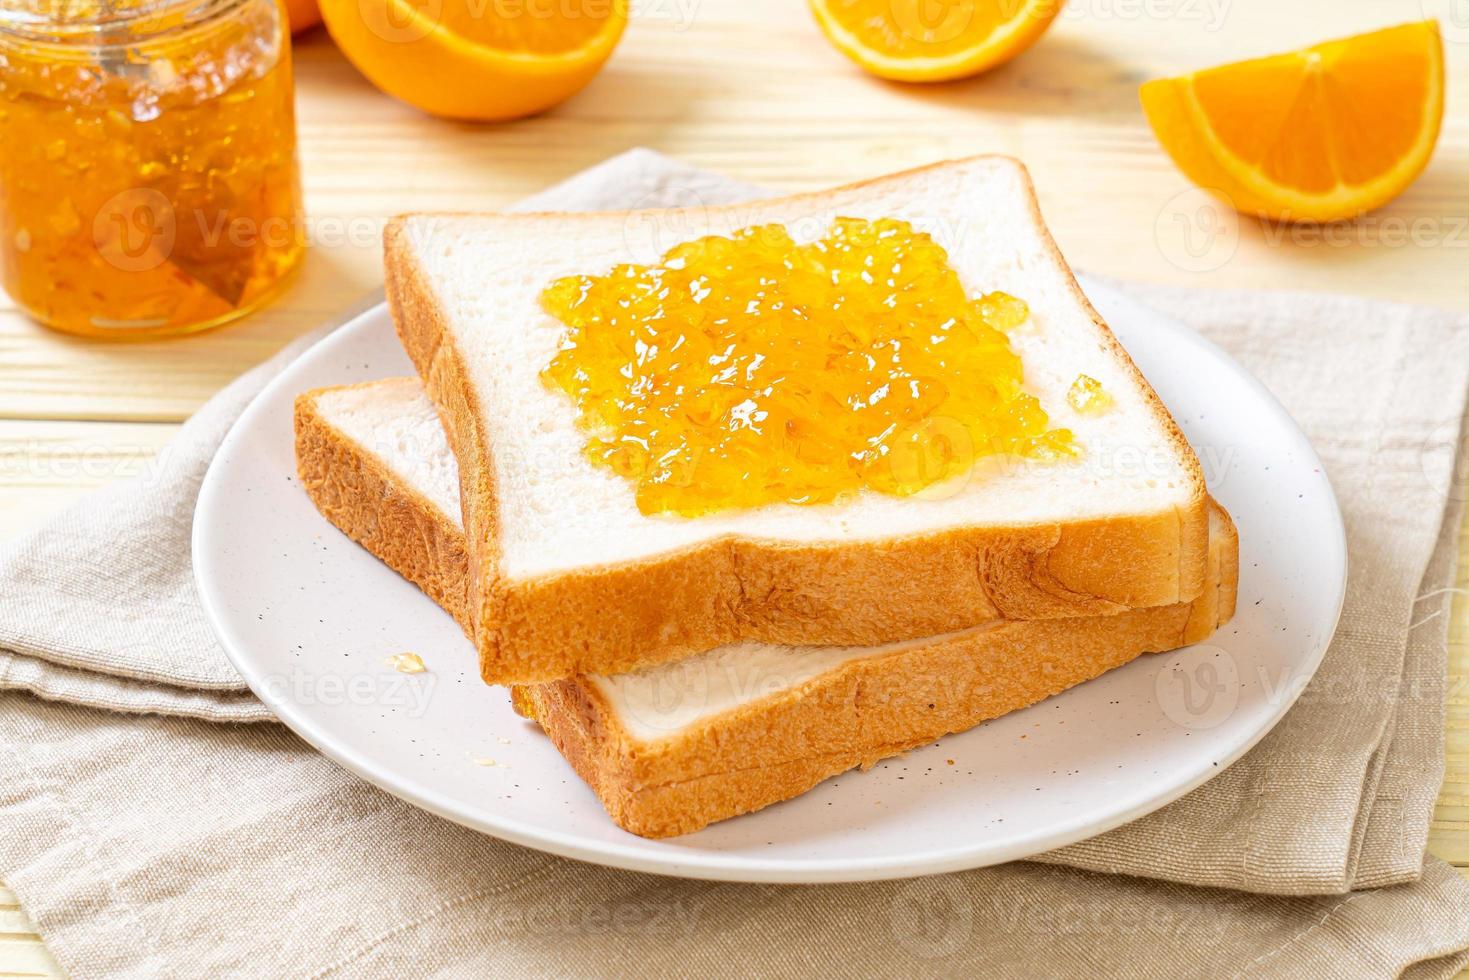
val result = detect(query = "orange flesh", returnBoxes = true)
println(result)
[821,0,1017,58]
[540,217,1071,518]
[1184,22,1438,197]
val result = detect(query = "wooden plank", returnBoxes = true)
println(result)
[0,939,65,979]
[0,882,61,979]
[0,289,375,425]
[0,421,178,540]
[0,912,36,937]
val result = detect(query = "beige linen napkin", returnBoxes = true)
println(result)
[1042,281,1469,894]
[3,693,1469,978]
[2,151,1467,977]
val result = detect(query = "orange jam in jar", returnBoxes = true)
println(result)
[0,0,303,338]
[541,217,1072,517]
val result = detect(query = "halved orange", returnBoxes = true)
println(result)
[808,0,1061,82]
[319,0,627,120]
[1141,21,1444,223]
[284,0,322,34]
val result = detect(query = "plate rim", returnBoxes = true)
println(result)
[193,281,1347,883]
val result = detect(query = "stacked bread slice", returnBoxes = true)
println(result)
[295,157,1237,838]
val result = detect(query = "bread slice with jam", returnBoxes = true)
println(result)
[384,156,1211,684]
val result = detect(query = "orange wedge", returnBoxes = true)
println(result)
[319,0,627,120]
[808,0,1061,82]
[1141,21,1444,223]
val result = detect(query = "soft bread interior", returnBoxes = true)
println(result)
[597,505,1230,743]
[389,157,1204,582]
[310,379,1229,744]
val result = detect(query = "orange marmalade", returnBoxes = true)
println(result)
[541,217,1072,517]
[0,0,303,338]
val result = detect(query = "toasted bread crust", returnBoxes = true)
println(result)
[384,155,1211,685]
[295,384,1236,839]
[294,384,474,631]
[515,511,1233,838]
[514,594,1219,838]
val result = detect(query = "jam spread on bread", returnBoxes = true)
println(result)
[1067,374,1114,415]
[540,217,1071,517]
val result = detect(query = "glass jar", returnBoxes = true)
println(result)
[0,0,304,338]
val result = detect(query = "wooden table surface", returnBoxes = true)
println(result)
[2,0,1467,973]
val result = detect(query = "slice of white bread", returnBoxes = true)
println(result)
[385,155,1211,684]
[294,378,1238,838]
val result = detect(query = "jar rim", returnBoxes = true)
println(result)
[0,0,248,49]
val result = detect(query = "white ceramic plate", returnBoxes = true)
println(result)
[194,277,1346,883]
